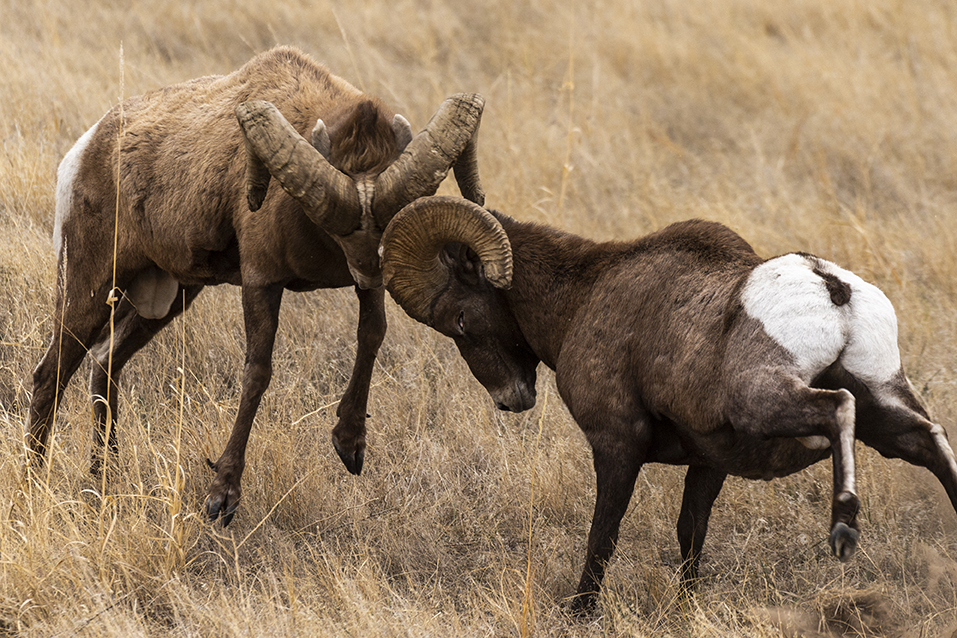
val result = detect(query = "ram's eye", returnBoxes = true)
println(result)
[456,311,465,334]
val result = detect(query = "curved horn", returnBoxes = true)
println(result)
[380,195,511,325]
[452,126,484,206]
[236,100,360,236]
[373,93,486,230]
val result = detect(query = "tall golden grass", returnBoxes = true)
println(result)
[2,0,957,635]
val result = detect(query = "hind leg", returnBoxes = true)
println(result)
[87,285,203,477]
[677,465,726,588]
[729,371,861,559]
[28,256,119,472]
[856,373,957,515]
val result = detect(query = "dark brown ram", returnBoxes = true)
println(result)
[379,195,957,612]
[27,47,484,524]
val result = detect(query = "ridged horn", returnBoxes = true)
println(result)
[380,195,511,325]
[236,100,360,236]
[373,93,486,230]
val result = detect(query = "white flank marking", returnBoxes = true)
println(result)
[741,253,900,385]
[817,259,901,385]
[741,254,845,379]
[54,118,101,256]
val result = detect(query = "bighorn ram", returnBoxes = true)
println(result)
[27,47,485,525]
[379,195,957,612]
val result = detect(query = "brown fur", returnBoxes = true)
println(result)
[74,45,399,287]
[28,46,404,525]
[328,99,400,175]
[410,214,957,613]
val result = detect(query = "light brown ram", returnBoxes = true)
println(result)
[379,195,957,613]
[28,47,485,525]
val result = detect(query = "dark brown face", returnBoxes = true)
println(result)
[329,225,384,289]
[431,246,539,412]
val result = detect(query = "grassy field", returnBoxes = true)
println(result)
[2,0,957,635]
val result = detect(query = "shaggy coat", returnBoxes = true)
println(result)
[30,47,481,525]
[380,197,957,612]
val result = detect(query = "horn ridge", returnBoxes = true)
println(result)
[380,195,511,325]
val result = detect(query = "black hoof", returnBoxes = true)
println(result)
[566,593,598,618]
[829,522,859,561]
[332,437,364,476]
[679,566,702,593]
[205,495,238,526]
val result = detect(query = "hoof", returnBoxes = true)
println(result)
[88,460,118,483]
[204,493,238,526]
[332,436,364,476]
[204,462,241,526]
[566,592,598,618]
[829,522,859,561]
[678,563,702,593]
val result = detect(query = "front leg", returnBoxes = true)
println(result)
[571,422,650,615]
[555,334,653,614]
[331,285,386,475]
[206,284,284,525]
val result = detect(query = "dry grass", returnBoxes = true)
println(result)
[2,0,957,635]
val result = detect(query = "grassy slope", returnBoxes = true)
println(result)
[1,0,957,635]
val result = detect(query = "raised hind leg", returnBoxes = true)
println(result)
[727,370,861,560]
[87,284,203,477]
[856,373,957,516]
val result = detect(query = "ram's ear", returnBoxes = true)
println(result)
[441,243,484,286]
[380,195,511,326]
[392,114,413,153]
[311,119,332,159]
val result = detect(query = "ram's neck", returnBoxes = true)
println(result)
[494,213,620,370]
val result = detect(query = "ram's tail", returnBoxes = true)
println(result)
[813,266,852,306]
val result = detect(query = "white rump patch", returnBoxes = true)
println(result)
[54,118,102,256]
[127,268,179,319]
[741,253,901,385]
